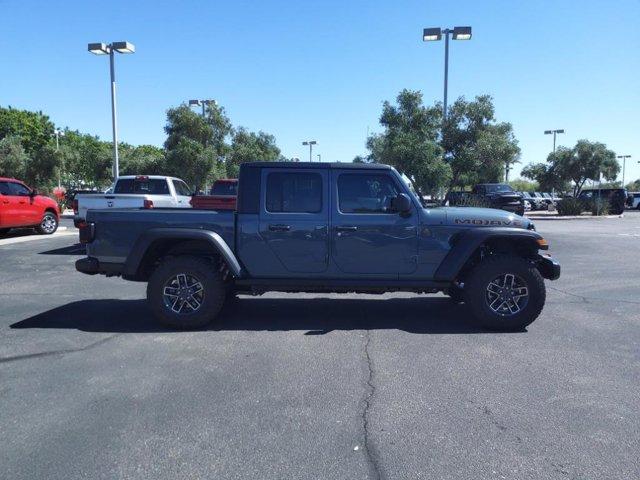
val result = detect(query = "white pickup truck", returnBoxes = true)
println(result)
[73,175,193,226]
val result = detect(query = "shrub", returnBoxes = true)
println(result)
[556,197,584,216]
[590,198,609,216]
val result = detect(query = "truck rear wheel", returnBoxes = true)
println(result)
[464,255,545,331]
[147,255,226,329]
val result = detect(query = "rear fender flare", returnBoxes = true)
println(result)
[124,228,242,278]
[433,228,544,282]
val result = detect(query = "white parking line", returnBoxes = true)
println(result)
[0,228,76,246]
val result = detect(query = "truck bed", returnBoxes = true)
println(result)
[85,208,235,265]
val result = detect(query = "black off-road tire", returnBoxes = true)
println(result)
[36,212,58,235]
[464,255,546,332]
[147,255,226,329]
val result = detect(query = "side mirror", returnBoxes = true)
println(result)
[391,193,412,215]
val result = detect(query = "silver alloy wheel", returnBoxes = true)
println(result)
[485,273,529,316]
[41,214,57,233]
[162,273,205,314]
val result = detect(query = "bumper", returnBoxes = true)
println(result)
[536,254,561,280]
[75,257,123,276]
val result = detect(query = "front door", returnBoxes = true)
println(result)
[258,168,329,274]
[7,181,38,226]
[331,170,418,275]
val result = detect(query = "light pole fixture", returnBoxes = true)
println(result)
[302,140,317,162]
[544,129,565,162]
[617,155,631,187]
[317,154,321,162]
[88,41,135,179]
[52,129,65,187]
[189,99,217,117]
[422,26,472,119]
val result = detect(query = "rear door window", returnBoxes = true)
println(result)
[0,182,11,195]
[114,178,170,195]
[266,173,322,213]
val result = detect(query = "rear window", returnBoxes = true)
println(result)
[484,184,514,193]
[114,178,170,195]
[266,172,322,213]
[211,182,238,196]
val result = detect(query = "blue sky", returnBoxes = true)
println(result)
[1,0,639,182]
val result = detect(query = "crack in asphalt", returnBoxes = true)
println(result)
[548,286,640,305]
[0,334,120,364]
[361,329,383,480]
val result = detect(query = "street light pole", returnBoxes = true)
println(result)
[53,129,65,188]
[302,140,317,162]
[317,154,321,162]
[423,26,472,119]
[189,99,216,118]
[109,49,119,180]
[617,155,631,187]
[544,129,564,196]
[88,41,135,180]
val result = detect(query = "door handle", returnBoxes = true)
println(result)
[268,224,291,232]
[2,200,9,204]
[335,225,358,232]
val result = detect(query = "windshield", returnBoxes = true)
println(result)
[397,170,424,207]
[211,182,238,196]
[485,184,514,193]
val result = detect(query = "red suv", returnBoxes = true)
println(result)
[0,177,60,235]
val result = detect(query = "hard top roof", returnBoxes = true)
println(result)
[242,161,391,170]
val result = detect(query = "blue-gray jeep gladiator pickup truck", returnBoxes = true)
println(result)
[76,162,560,331]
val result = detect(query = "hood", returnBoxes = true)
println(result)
[440,206,532,229]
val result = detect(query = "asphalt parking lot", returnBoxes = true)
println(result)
[1,213,639,480]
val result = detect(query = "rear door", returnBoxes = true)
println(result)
[258,168,329,274]
[331,170,418,275]
[0,181,21,227]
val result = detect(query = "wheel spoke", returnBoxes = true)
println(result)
[504,274,515,289]
[163,286,179,297]
[487,282,502,294]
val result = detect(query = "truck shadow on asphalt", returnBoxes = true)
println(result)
[11,297,516,335]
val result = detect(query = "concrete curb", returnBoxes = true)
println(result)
[526,214,623,220]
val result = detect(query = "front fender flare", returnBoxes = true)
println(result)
[123,228,242,278]
[433,228,544,282]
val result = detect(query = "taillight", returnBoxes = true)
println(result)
[79,222,95,244]
[143,199,154,209]
[73,199,79,214]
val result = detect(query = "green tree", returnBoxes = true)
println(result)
[163,103,233,188]
[0,135,29,179]
[365,89,449,195]
[59,130,112,188]
[226,128,281,177]
[626,179,640,191]
[522,140,618,196]
[508,178,539,192]
[442,95,520,188]
[0,107,55,157]
[163,138,216,191]
[119,144,166,176]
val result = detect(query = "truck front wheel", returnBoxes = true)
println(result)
[147,255,226,329]
[464,255,545,331]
